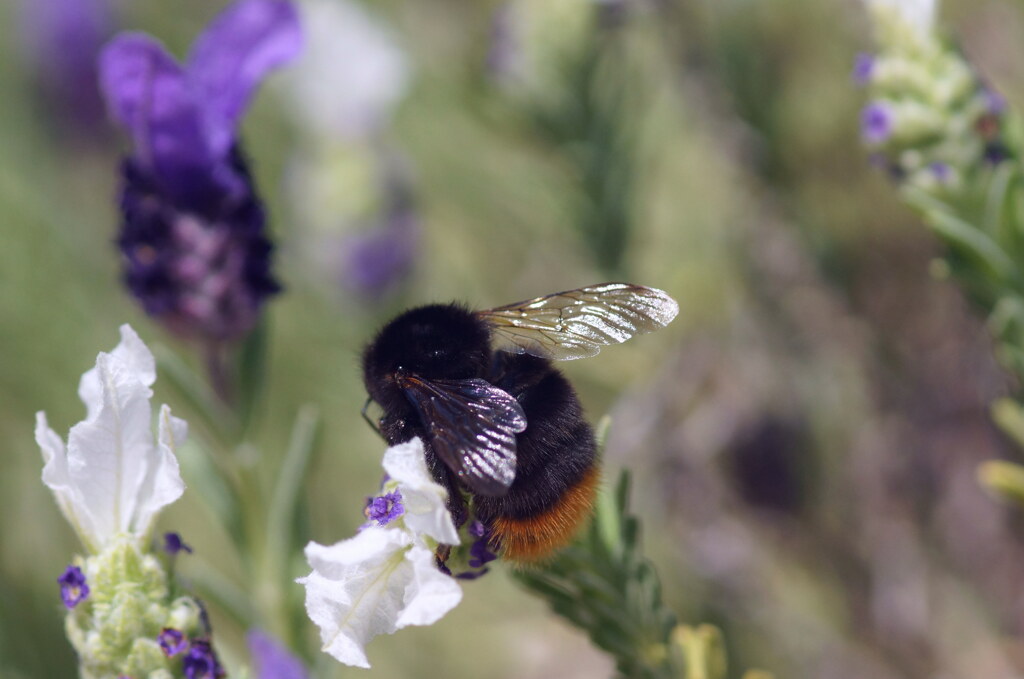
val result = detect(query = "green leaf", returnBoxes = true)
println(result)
[237,316,270,433]
[905,187,1015,285]
[978,460,1024,507]
[991,398,1024,450]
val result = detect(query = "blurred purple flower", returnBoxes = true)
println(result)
[861,101,893,144]
[486,3,524,85]
[852,52,875,86]
[247,629,308,679]
[341,164,419,300]
[929,162,951,183]
[983,87,1006,115]
[98,0,301,344]
[19,0,113,136]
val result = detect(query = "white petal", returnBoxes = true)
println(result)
[65,351,157,545]
[284,0,409,140]
[382,439,460,545]
[37,412,96,550]
[132,405,187,539]
[78,325,155,420]
[395,544,463,628]
[867,0,936,41]
[300,529,412,668]
[300,526,462,668]
[38,326,184,550]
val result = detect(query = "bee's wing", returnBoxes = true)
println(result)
[476,282,679,361]
[400,375,527,497]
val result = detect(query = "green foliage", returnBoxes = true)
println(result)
[515,471,771,679]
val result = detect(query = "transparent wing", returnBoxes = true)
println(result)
[400,375,527,497]
[477,282,679,360]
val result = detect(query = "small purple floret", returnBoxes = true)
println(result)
[159,628,188,657]
[247,629,308,679]
[467,526,499,569]
[164,532,194,556]
[182,638,225,679]
[366,490,404,526]
[341,169,419,301]
[861,102,893,144]
[930,162,951,183]
[58,565,89,609]
[984,87,1007,115]
[852,52,874,85]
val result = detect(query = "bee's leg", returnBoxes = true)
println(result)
[361,397,385,441]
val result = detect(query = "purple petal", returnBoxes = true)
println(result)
[99,34,213,186]
[860,102,893,145]
[57,565,90,609]
[20,0,113,133]
[187,0,303,157]
[247,629,308,679]
[852,52,874,86]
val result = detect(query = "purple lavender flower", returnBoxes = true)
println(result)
[159,628,188,657]
[18,0,113,136]
[163,532,193,556]
[447,520,498,580]
[861,101,893,144]
[929,162,951,183]
[983,87,1006,115]
[247,629,308,679]
[486,3,523,85]
[98,0,301,344]
[57,565,90,609]
[182,638,225,679]
[466,521,499,569]
[366,490,404,526]
[852,52,875,86]
[341,163,419,300]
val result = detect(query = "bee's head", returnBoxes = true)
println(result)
[362,303,491,406]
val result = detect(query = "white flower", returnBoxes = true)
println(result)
[35,325,186,553]
[284,0,409,141]
[866,0,937,49]
[298,438,462,668]
[381,439,460,544]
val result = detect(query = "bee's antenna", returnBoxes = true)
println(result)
[361,397,385,441]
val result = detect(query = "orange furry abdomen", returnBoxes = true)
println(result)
[490,465,600,564]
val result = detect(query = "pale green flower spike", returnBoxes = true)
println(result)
[66,536,205,679]
[859,0,1005,193]
[37,324,224,679]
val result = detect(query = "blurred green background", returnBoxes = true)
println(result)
[4,0,1024,677]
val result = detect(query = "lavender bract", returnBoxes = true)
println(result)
[98,0,301,343]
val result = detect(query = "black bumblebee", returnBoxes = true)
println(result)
[361,283,678,562]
